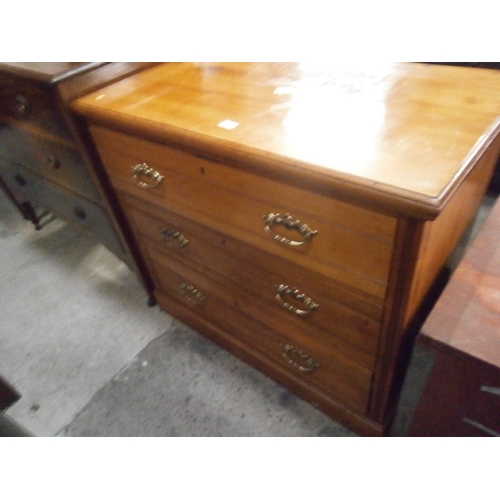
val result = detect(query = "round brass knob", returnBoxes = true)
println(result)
[14,94,28,115]
[47,155,60,169]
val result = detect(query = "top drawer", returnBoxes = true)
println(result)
[0,74,70,138]
[91,125,396,242]
[91,125,397,299]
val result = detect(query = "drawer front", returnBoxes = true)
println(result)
[126,197,381,368]
[93,130,395,298]
[0,156,126,257]
[147,248,373,413]
[91,125,397,243]
[0,124,101,202]
[0,74,70,138]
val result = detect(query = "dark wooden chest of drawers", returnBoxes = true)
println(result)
[0,62,155,281]
[71,63,500,435]
[405,196,500,436]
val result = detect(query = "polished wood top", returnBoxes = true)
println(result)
[420,196,500,367]
[72,63,500,218]
[0,62,104,83]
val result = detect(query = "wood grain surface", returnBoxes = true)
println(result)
[421,196,500,366]
[72,62,500,219]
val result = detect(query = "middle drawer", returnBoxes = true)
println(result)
[0,124,101,203]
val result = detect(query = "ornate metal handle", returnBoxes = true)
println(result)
[262,213,318,246]
[275,284,319,316]
[179,282,206,306]
[282,344,319,373]
[160,228,189,250]
[131,163,164,189]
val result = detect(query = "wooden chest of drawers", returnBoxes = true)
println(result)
[71,63,500,435]
[0,62,155,282]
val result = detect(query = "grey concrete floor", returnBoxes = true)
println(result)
[0,189,356,437]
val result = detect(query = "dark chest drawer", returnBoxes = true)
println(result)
[0,73,70,138]
[0,124,100,202]
[0,156,125,257]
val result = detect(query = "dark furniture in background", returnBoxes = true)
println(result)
[0,63,157,297]
[404,195,500,436]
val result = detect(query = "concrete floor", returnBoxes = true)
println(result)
[0,189,356,436]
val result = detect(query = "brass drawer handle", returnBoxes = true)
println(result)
[179,282,206,306]
[131,163,164,189]
[275,284,319,316]
[262,213,318,246]
[160,228,189,250]
[282,344,319,373]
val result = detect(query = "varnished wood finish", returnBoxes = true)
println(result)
[404,144,500,329]
[87,125,397,242]
[150,246,373,413]
[91,125,394,298]
[0,63,101,82]
[126,198,381,370]
[153,288,384,436]
[73,62,500,219]
[124,193,385,323]
[72,63,500,435]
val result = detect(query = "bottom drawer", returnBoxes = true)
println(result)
[146,244,373,413]
[0,156,126,258]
